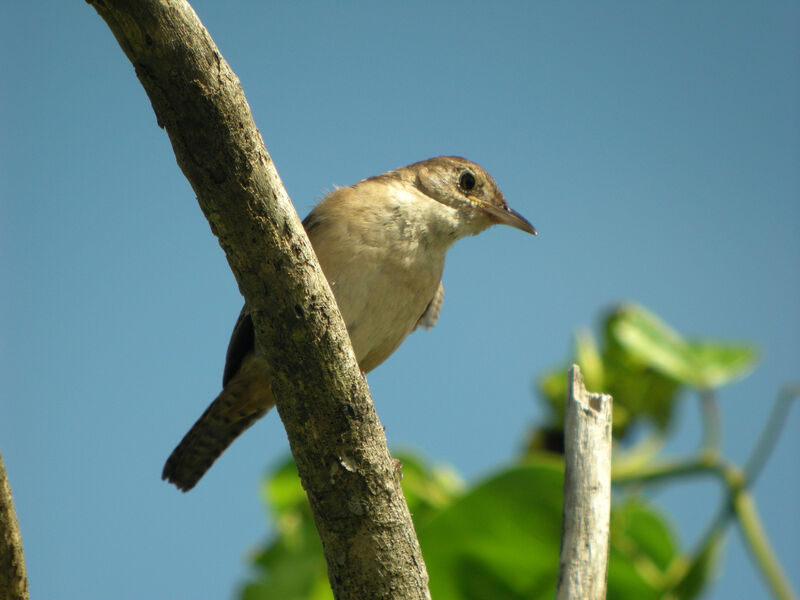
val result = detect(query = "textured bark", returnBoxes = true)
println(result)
[86,1,430,598]
[557,365,612,600]
[0,450,28,600]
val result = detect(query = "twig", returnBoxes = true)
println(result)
[557,365,613,600]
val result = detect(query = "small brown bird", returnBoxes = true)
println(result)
[162,156,536,491]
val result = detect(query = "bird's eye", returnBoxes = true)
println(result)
[459,171,476,192]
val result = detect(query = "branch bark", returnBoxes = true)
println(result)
[0,450,28,600]
[556,365,612,600]
[86,1,429,598]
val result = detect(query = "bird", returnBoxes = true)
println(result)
[162,156,536,491]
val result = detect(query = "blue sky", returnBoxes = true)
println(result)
[1,2,798,599]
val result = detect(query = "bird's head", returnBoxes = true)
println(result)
[399,156,537,237]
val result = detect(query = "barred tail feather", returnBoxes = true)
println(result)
[162,384,273,491]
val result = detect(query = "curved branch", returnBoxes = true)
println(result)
[86,1,429,598]
[0,450,28,600]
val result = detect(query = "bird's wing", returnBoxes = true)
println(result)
[222,306,255,387]
[415,281,445,331]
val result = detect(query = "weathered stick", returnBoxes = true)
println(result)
[0,450,28,600]
[86,1,429,598]
[556,364,613,600]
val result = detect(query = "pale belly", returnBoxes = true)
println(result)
[320,243,444,373]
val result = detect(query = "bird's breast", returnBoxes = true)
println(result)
[304,180,461,372]
[310,222,445,373]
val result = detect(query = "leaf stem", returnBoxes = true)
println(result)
[699,388,721,455]
[733,490,797,600]
[744,383,800,484]
[616,386,799,600]
[612,453,732,487]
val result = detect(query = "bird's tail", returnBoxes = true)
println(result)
[162,381,274,492]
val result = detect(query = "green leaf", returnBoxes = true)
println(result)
[608,305,696,383]
[612,499,679,571]
[673,528,727,600]
[420,461,679,600]
[419,462,564,600]
[242,516,331,600]
[244,452,464,600]
[395,450,464,528]
[574,328,605,390]
[246,453,687,600]
[683,342,759,388]
[607,499,681,599]
[609,304,758,389]
[601,353,680,434]
[265,457,308,521]
[243,457,331,600]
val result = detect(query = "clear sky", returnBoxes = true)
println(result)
[2,2,798,599]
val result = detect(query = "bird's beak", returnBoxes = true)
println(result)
[476,200,537,235]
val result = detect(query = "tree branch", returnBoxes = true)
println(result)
[0,450,28,600]
[86,1,429,598]
[557,365,612,600]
